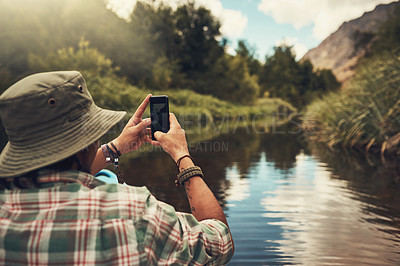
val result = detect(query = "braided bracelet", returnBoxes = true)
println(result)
[175,166,204,188]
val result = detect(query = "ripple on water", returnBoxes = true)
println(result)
[225,152,400,265]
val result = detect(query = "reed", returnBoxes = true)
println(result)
[303,50,400,154]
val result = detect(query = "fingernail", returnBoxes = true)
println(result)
[144,118,151,123]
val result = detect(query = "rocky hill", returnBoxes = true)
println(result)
[302,1,400,83]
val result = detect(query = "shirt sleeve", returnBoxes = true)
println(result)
[176,213,234,265]
[141,193,234,265]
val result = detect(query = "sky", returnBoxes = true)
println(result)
[107,0,395,60]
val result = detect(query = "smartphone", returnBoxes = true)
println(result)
[150,95,170,140]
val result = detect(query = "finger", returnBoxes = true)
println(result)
[169,113,181,129]
[136,118,151,131]
[133,94,152,120]
[146,128,151,134]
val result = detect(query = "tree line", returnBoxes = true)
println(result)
[0,0,340,108]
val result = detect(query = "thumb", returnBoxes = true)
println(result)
[154,131,165,141]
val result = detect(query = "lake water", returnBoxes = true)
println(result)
[1,123,400,265]
[121,127,400,265]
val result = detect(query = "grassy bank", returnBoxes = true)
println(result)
[86,72,296,125]
[303,50,400,154]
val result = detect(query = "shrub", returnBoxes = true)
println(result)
[303,50,400,153]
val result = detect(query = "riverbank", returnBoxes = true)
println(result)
[85,73,296,123]
[302,50,400,156]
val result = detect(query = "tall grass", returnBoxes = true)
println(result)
[303,50,400,153]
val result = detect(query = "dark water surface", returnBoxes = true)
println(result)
[1,123,400,265]
[122,128,400,265]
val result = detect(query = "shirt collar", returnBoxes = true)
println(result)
[3,169,106,190]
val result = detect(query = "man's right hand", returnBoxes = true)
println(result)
[154,113,190,163]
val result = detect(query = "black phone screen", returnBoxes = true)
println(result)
[150,96,170,140]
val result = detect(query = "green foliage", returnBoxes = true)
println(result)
[29,39,118,77]
[151,56,185,91]
[259,45,340,108]
[127,1,177,86]
[302,5,400,153]
[27,39,140,111]
[212,55,260,104]
[27,39,295,126]
[174,2,223,73]
[235,40,262,76]
[303,50,400,152]
[88,74,295,130]
[0,0,295,111]
[127,1,227,97]
[0,0,131,79]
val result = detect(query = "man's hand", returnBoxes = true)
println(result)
[112,94,159,154]
[154,113,189,162]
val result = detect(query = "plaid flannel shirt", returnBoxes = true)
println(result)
[0,170,233,265]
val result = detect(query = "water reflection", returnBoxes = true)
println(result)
[225,164,250,204]
[121,127,400,265]
[259,153,399,265]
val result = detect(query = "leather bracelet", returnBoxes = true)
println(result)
[110,142,122,157]
[175,166,204,188]
[176,155,194,170]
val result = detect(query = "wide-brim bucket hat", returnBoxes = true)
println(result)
[0,71,126,178]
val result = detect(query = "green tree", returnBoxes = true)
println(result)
[260,45,340,108]
[174,2,224,73]
[208,55,259,104]
[235,40,261,76]
[173,1,227,96]
[127,1,178,86]
[126,1,226,94]
[260,46,301,104]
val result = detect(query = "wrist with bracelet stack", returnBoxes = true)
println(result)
[100,142,125,184]
[174,154,204,188]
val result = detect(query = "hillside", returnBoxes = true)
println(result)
[302,1,400,83]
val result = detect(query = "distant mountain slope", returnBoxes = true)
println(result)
[302,1,400,83]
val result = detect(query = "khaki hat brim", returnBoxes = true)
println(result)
[0,105,126,178]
